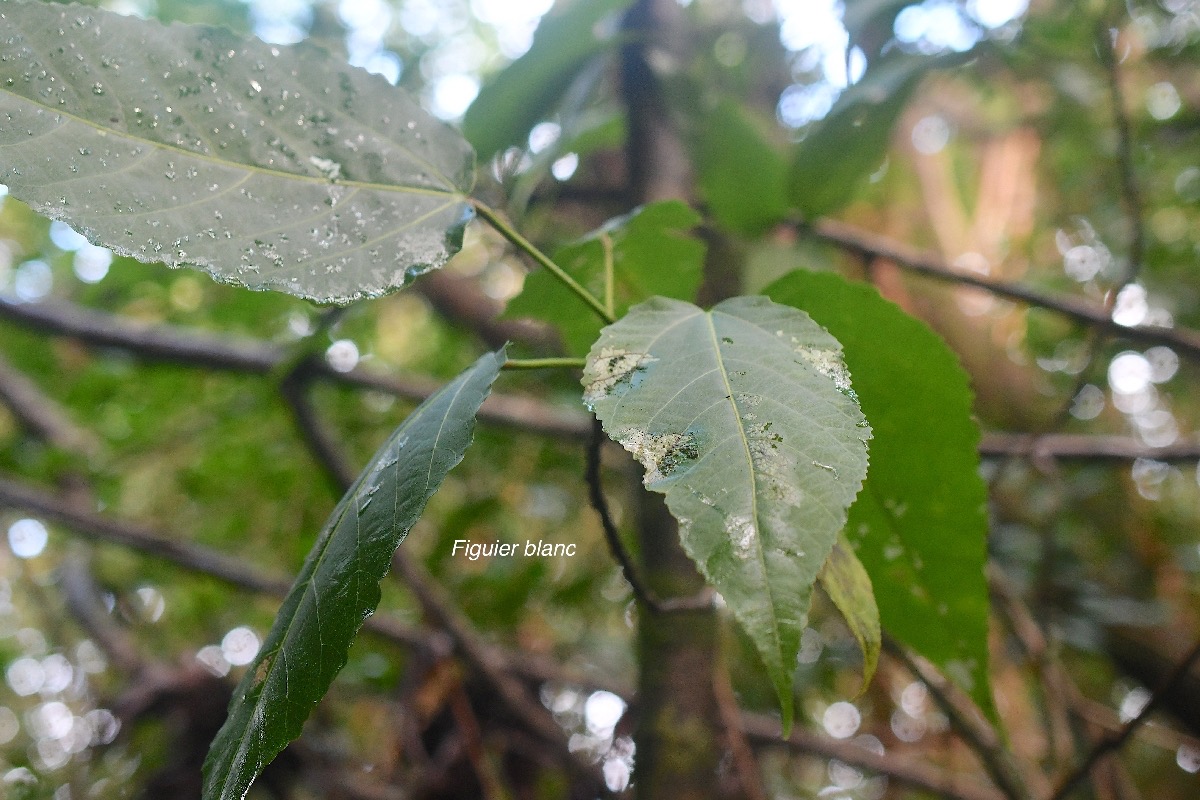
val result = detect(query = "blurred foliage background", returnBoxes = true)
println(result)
[1,0,1200,798]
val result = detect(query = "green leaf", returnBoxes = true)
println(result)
[0,2,474,304]
[843,0,913,58]
[789,53,946,218]
[583,296,871,731]
[695,99,789,236]
[764,270,993,717]
[202,349,505,800]
[817,535,880,693]
[507,201,705,353]
[461,0,631,160]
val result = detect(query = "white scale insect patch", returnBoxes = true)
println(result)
[617,428,698,486]
[583,347,657,408]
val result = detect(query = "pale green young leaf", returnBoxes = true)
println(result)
[817,535,881,693]
[202,349,505,800]
[583,296,870,731]
[0,1,474,304]
[765,270,994,718]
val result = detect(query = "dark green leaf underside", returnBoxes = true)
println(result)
[583,296,870,731]
[202,349,504,800]
[765,270,993,717]
[0,1,474,303]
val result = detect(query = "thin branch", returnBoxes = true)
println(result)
[979,433,1200,462]
[1049,638,1200,800]
[59,556,149,677]
[10,295,1200,460]
[884,636,1034,800]
[278,359,359,492]
[411,268,558,352]
[0,296,590,439]
[1097,22,1145,287]
[804,219,1200,361]
[586,417,661,611]
[0,352,101,455]
[0,474,293,596]
[714,657,768,800]
[739,713,1007,800]
[391,551,608,794]
[585,418,713,613]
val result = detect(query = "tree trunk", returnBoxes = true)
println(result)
[621,1,728,798]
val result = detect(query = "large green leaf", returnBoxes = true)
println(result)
[507,200,705,353]
[583,296,871,730]
[461,0,631,160]
[0,2,474,304]
[694,98,789,236]
[765,270,993,716]
[202,349,505,800]
[789,53,950,218]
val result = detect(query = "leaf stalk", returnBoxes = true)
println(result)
[471,200,615,325]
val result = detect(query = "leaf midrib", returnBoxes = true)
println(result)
[704,310,785,668]
[0,88,464,201]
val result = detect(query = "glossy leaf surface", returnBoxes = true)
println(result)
[583,296,870,729]
[202,350,505,800]
[766,270,993,715]
[0,1,474,303]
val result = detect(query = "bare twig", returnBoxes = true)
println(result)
[714,658,767,800]
[0,352,100,455]
[979,433,1200,462]
[586,417,660,609]
[740,713,1006,800]
[413,269,558,352]
[278,358,359,492]
[1049,638,1200,800]
[9,296,1200,463]
[1097,23,1145,288]
[0,474,293,596]
[0,296,589,439]
[884,636,1034,800]
[59,556,149,676]
[392,551,608,794]
[585,418,714,613]
[804,219,1200,361]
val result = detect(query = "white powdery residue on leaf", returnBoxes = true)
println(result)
[794,344,857,400]
[745,422,803,505]
[726,514,757,559]
[616,428,698,486]
[583,347,657,408]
